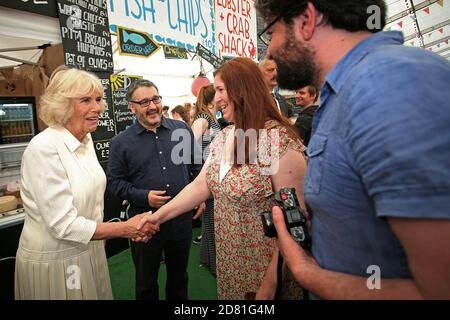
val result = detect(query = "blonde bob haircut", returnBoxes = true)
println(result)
[39,67,105,127]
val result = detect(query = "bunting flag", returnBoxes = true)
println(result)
[438,28,444,34]
[398,21,403,28]
[410,41,415,46]
[437,0,444,7]
[428,32,433,37]
[437,44,441,48]
[445,40,449,45]
[423,7,430,14]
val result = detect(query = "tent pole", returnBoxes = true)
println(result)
[0,44,51,53]
[0,54,39,66]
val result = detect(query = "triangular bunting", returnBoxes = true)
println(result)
[410,41,415,46]
[423,7,430,14]
[437,0,444,7]
[398,21,403,28]
[437,44,441,48]
[428,32,433,37]
[445,40,449,45]
[439,28,444,34]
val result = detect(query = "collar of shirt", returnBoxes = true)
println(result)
[132,116,171,135]
[271,90,281,112]
[54,125,91,152]
[325,31,404,95]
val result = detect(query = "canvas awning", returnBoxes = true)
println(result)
[385,0,449,60]
[0,6,61,69]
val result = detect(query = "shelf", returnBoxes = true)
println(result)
[2,134,33,138]
[0,143,28,149]
[0,163,21,170]
[0,210,25,230]
[0,119,32,122]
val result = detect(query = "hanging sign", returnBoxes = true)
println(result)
[196,43,223,68]
[163,45,189,60]
[215,0,258,60]
[57,0,114,72]
[108,0,216,53]
[117,26,160,58]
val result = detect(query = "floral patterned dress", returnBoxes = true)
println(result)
[206,120,304,300]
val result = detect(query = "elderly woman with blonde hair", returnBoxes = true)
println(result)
[15,67,158,300]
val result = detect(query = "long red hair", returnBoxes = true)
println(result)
[214,57,299,164]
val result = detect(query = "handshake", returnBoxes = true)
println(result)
[124,212,160,243]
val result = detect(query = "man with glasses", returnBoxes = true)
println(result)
[256,0,450,299]
[107,79,203,300]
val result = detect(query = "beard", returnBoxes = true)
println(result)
[138,108,162,128]
[272,29,321,90]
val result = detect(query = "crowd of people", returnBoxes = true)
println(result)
[14,0,450,300]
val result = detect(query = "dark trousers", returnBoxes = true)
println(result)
[130,236,191,300]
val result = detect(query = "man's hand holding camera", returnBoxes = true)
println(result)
[272,205,319,287]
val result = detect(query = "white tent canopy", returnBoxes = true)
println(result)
[0,5,212,107]
[0,1,448,79]
[385,0,449,60]
[0,6,61,69]
[111,35,214,107]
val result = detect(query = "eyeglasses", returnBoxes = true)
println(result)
[258,14,283,46]
[130,96,162,107]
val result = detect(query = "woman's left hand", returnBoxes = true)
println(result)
[193,202,206,220]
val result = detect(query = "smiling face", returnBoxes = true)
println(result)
[65,91,102,141]
[129,86,162,130]
[295,86,316,107]
[214,75,235,123]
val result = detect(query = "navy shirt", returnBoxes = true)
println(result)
[107,118,202,239]
[305,31,450,285]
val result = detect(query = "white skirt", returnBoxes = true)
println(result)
[15,240,113,300]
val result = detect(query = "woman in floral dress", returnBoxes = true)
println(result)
[139,57,307,299]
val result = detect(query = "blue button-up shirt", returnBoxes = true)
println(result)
[107,118,202,239]
[305,31,450,283]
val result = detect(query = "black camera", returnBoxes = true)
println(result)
[261,187,311,251]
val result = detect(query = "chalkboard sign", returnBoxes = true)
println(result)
[117,26,160,58]
[110,74,142,135]
[196,43,223,68]
[57,0,114,72]
[91,72,115,163]
[163,45,188,60]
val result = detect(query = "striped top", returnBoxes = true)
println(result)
[194,113,221,162]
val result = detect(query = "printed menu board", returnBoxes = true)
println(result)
[57,0,114,72]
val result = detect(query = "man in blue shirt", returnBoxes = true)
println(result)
[107,79,203,300]
[256,0,450,299]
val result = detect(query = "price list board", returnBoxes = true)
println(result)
[57,0,113,72]
[91,73,115,163]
